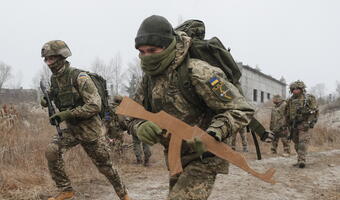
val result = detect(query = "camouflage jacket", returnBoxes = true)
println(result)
[128,32,254,171]
[50,62,104,142]
[105,102,128,137]
[270,100,287,133]
[285,93,319,129]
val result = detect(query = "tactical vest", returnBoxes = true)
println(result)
[287,94,318,123]
[50,67,84,112]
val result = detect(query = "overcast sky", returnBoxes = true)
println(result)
[0,0,339,93]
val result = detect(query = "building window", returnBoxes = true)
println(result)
[261,91,264,103]
[253,89,257,102]
[267,93,270,100]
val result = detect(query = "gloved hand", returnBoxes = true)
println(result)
[188,137,206,156]
[40,96,48,107]
[50,110,73,124]
[136,121,162,146]
[264,131,275,143]
[206,127,222,142]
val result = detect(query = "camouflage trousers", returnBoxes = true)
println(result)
[231,128,248,150]
[45,129,127,199]
[290,124,311,163]
[132,133,151,162]
[167,157,221,200]
[271,131,290,154]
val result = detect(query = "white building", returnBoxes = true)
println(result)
[238,62,286,105]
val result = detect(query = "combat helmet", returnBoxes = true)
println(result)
[41,40,72,58]
[272,94,283,102]
[289,80,306,93]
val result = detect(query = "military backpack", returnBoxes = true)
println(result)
[143,19,242,110]
[50,67,109,119]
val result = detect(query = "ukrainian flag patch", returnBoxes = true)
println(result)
[79,74,88,79]
[209,77,219,86]
[207,77,234,102]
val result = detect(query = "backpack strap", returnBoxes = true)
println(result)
[177,55,206,111]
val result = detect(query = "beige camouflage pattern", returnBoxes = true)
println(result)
[45,63,128,199]
[285,92,318,164]
[105,102,128,156]
[270,100,290,154]
[231,127,248,151]
[129,32,254,199]
[132,133,151,164]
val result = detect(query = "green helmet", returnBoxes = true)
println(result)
[289,80,306,92]
[272,94,283,101]
[41,40,72,58]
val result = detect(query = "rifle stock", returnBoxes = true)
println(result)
[116,97,276,184]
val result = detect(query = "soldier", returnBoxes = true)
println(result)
[105,95,127,157]
[128,15,256,200]
[231,127,248,152]
[270,95,290,156]
[40,40,130,200]
[285,80,319,168]
[131,127,151,166]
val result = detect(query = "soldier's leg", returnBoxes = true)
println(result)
[239,129,248,152]
[271,133,279,154]
[81,136,128,199]
[281,135,290,154]
[168,160,217,200]
[132,134,143,163]
[142,142,152,166]
[45,129,79,192]
[296,128,311,166]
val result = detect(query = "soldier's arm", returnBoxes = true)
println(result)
[189,59,255,140]
[127,76,147,136]
[70,72,102,118]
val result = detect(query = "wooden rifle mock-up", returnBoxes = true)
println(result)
[116,97,276,184]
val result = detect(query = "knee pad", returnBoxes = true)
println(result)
[45,143,60,161]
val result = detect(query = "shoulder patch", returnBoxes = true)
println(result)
[208,76,233,102]
[78,72,89,80]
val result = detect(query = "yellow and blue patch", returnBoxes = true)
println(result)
[79,74,88,80]
[208,77,233,102]
[209,77,219,86]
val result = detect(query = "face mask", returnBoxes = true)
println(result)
[139,38,176,76]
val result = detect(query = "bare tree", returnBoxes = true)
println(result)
[7,70,23,89]
[336,81,340,97]
[90,53,123,96]
[0,61,12,90]
[122,57,143,97]
[31,64,52,89]
[309,83,326,99]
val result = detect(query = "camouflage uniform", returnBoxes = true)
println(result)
[105,101,127,157]
[132,131,151,165]
[130,31,254,199]
[285,81,318,167]
[231,127,248,152]
[42,40,128,199]
[270,96,290,154]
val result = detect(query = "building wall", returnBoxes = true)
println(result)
[238,64,286,105]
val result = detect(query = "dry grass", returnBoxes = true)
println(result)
[1,103,340,199]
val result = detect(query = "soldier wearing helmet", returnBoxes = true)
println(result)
[285,80,319,168]
[269,95,290,156]
[41,40,130,200]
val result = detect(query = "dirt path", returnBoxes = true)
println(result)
[65,149,340,200]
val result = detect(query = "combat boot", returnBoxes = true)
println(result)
[122,194,132,200]
[242,146,248,152]
[271,148,277,154]
[282,153,289,157]
[48,191,75,200]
